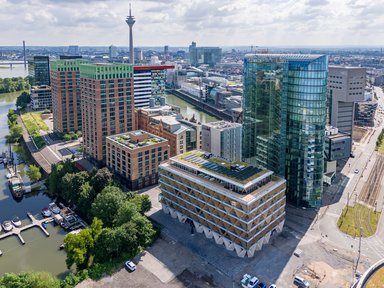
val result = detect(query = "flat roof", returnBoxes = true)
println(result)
[107,130,167,150]
[203,120,242,130]
[245,53,324,61]
[174,150,272,186]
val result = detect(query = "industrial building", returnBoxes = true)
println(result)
[159,150,286,257]
[106,130,169,190]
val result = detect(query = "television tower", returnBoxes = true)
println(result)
[126,4,135,64]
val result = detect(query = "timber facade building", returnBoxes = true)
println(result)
[159,150,286,257]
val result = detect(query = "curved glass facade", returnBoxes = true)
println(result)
[242,54,328,208]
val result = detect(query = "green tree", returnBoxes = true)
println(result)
[91,186,125,227]
[47,160,77,197]
[131,213,157,247]
[26,164,42,182]
[0,271,60,288]
[7,109,18,127]
[77,182,95,221]
[64,134,71,142]
[90,168,113,194]
[16,91,31,110]
[61,171,90,204]
[130,194,152,214]
[114,201,138,226]
[6,124,23,143]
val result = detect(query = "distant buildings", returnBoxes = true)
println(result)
[202,121,242,162]
[80,63,135,163]
[50,59,88,133]
[109,45,118,59]
[159,150,286,257]
[133,65,174,108]
[28,56,50,86]
[189,42,222,67]
[68,45,80,56]
[106,130,169,190]
[242,54,328,208]
[327,66,366,135]
[136,102,202,156]
[30,85,52,110]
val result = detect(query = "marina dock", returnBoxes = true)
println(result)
[0,212,53,245]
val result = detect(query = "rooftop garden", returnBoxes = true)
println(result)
[113,133,163,149]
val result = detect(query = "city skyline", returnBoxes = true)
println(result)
[1,0,384,47]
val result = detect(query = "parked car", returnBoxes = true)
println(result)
[293,276,310,288]
[125,260,136,272]
[248,276,259,288]
[268,285,276,288]
[354,169,359,174]
[257,282,267,288]
[241,274,252,288]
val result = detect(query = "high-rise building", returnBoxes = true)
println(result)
[327,66,366,135]
[202,121,242,162]
[189,42,222,67]
[133,65,174,108]
[106,130,169,190]
[159,150,286,257]
[126,5,135,65]
[30,85,52,110]
[80,63,135,163]
[242,54,328,208]
[109,45,118,59]
[28,56,50,86]
[50,59,88,133]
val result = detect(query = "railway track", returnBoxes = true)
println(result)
[359,154,384,207]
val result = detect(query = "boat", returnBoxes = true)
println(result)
[42,222,47,229]
[0,223,2,232]
[6,173,11,179]
[3,158,7,164]
[41,208,52,217]
[8,176,24,199]
[2,221,13,232]
[0,250,2,256]
[59,243,65,250]
[11,216,21,227]
[48,202,60,214]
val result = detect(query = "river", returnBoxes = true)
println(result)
[0,72,70,278]
[165,93,218,123]
[0,62,28,78]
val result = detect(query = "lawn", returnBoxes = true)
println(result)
[337,203,381,237]
[378,140,384,154]
[367,267,384,288]
[21,112,48,149]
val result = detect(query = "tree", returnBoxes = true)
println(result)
[131,213,157,248]
[6,124,23,143]
[114,201,138,226]
[16,91,31,110]
[61,171,90,204]
[90,168,113,194]
[64,134,71,142]
[47,160,77,197]
[0,271,60,288]
[91,186,125,227]
[77,183,94,220]
[7,109,17,127]
[26,164,42,183]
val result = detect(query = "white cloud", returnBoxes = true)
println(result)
[1,0,384,46]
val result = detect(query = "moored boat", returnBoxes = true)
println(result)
[2,221,13,232]
[11,216,21,227]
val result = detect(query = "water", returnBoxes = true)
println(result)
[165,93,218,123]
[0,62,28,78]
[0,92,70,278]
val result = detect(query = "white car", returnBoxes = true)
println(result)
[125,260,136,272]
[354,169,359,174]
[269,285,277,288]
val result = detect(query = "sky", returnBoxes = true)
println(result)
[1,0,384,47]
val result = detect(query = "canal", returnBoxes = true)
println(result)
[165,93,219,123]
[0,67,71,278]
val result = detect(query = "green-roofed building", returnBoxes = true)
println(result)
[50,58,88,133]
[79,63,135,163]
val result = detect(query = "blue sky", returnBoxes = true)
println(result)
[1,0,383,47]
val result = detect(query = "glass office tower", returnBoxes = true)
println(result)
[242,54,328,208]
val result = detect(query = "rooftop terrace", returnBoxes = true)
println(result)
[107,130,167,150]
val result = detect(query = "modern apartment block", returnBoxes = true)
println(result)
[80,63,135,163]
[327,66,366,135]
[28,56,50,86]
[189,42,222,67]
[133,65,174,108]
[202,121,242,162]
[30,85,52,110]
[50,59,88,133]
[354,101,378,127]
[136,102,202,156]
[159,150,286,257]
[242,54,328,208]
[106,130,169,190]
